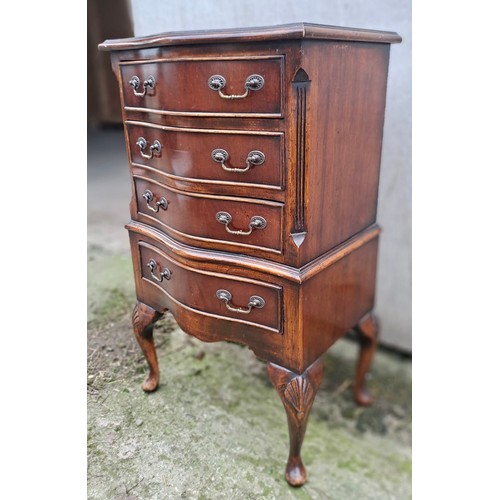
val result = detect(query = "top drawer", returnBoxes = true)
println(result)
[119,57,284,118]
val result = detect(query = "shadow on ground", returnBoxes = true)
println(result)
[88,246,411,499]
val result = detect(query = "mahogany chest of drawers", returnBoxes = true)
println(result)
[99,22,401,486]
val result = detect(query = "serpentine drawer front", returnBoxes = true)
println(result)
[133,175,284,254]
[126,122,284,190]
[100,22,401,488]
[119,56,283,117]
[137,240,282,332]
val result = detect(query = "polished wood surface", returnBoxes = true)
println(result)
[109,39,392,267]
[298,237,379,372]
[126,220,380,285]
[126,121,284,191]
[120,57,283,116]
[138,239,283,331]
[353,312,379,406]
[132,301,163,392]
[295,41,390,264]
[132,175,284,254]
[102,23,400,487]
[267,358,324,486]
[129,230,285,364]
[127,223,379,376]
[98,22,401,51]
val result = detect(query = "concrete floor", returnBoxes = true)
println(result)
[87,129,411,499]
[88,129,131,254]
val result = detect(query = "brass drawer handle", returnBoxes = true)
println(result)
[142,190,168,213]
[216,211,267,236]
[211,149,265,173]
[216,289,265,314]
[146,259,172,282]
[208,74,264,99]
[136,137,161,159]
[129,75,155,97]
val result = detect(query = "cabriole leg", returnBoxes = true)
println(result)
[353,311,379,406]
[267,358,324,486]
[132,301,163,392]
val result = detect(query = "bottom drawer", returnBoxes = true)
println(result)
[133,238,283,336]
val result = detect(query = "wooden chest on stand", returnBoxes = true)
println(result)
[99,23,401,486]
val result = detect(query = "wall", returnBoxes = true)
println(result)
[129,0,411,351]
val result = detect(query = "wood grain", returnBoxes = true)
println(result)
[119,56,283,116]
[125,121,284,191]
[298,236,379,372]
[293,40,391,265]
[99,22,401,51]
[268,358,324,486]
[132,301,163,392]
[137,239,283,332]
[101,23,400,486]
[353,312,379,406]
[132,174,284,255]
[126,220,380,285]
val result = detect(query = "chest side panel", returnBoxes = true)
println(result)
[296,41,390,264]
[299,236,379,370]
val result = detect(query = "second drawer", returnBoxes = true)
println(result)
[133,175,284,254]
[126,122,284,190]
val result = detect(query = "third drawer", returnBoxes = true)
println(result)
[133,174,284,254]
